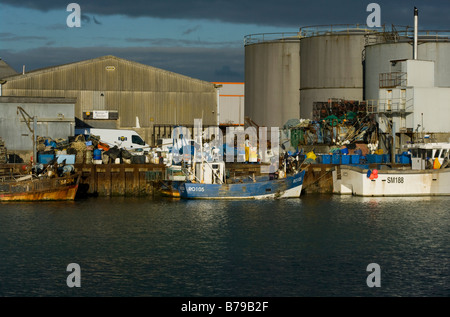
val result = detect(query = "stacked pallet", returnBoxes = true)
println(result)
[0,137,7,164]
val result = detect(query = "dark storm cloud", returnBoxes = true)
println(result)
[215,65,242,80]
[125,37,239,47]
[0,0,449,28]
[81,14,90,24]
[182,25,202,35]
[80,14,102,25]
[93,16,102,25]
[0,32,47,42]
[0,45,244,82]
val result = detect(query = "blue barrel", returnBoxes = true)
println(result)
[93,149,102,160]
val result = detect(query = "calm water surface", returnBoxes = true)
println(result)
[0,195,448,297]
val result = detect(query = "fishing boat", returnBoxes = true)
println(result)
[178,160,305,200]
[159,165,185,198]
[332,143,450,196]
[0,168,80,202]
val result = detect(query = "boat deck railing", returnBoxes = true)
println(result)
[0,174,78,193]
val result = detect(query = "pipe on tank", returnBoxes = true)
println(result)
[414,7,418,60]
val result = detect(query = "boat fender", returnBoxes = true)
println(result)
[366,169,372,178]
[369,169,378,180]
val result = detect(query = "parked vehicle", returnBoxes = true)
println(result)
[75,128,150,150]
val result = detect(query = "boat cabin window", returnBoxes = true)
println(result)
[438,149,449,159]
[170,170,184,177]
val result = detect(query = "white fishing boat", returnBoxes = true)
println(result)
[332,143,450,196]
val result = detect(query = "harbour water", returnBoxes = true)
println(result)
[0,195,448,298]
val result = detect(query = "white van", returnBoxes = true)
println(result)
[75,128,150,150]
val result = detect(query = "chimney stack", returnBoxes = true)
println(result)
[414,7,418,60]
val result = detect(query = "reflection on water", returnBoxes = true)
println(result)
[0,195,448,297]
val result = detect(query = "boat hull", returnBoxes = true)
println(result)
[0,174,80,202]
[333,166,450,196]
[179,170,305,200]
[158,181,181,198]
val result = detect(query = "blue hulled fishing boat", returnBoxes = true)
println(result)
[178,161,305,200]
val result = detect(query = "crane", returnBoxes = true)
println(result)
[17,106,37,164]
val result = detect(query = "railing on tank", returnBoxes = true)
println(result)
[298,24,384,37]
[244,32,300,45]
[364,98,414,114]
[311,97,414,121]
[398,28,450,41]
[245,25,450,46]
[365,26,450,45]
[379,72,407,88]
[244,24,384,46]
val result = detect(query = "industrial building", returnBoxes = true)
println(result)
[213,82,245,126]
[0,96,76,161]
[0,55,219,146]
[244,19,450,144]
[377,59,450,142]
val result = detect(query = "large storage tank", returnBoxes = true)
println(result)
[299,26,375,119]
[364,31,450,101]
[244,34,301,128]
[244,26,382,127]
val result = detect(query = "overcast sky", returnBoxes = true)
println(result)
[0,0,449,82]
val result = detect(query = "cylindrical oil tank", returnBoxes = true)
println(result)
[365,39,450,101]
[244,34,301,128]
[299,28,371,119]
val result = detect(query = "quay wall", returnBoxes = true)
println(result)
[1,163,388,197]
[73,163,164,197]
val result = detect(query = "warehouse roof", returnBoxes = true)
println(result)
[1,55,216,93]
[0,58,18,79]
[1,55,212,85]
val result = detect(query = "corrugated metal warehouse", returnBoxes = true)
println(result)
[0,55,218,145]
[0,96,75,159]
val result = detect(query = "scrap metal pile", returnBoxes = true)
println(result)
[287,99,379,150]
[34,134,145,165]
